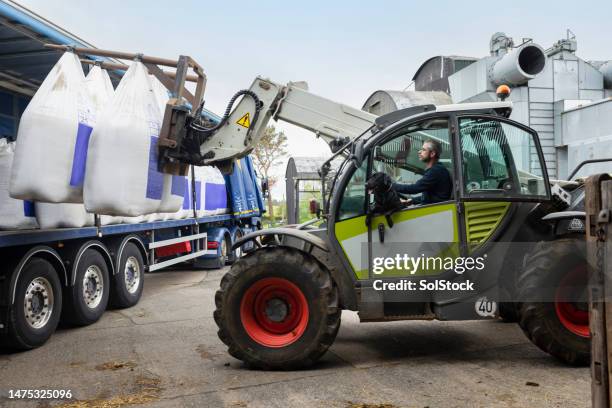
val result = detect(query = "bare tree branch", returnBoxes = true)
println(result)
[251,125,288,218]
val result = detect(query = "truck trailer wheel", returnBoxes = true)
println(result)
[110,242,144,308]
[63,249,110,326]
[214,247,341,369]
[517,238,589,366]
[4,258,62,349]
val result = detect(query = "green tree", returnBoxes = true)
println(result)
[251,125,288,218]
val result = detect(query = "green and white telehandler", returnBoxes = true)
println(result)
[159,77,592,369]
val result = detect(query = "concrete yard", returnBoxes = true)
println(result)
[0,267,590,408]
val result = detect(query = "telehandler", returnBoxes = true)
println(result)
[158,75,591,369]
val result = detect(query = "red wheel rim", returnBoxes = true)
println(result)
[240,277,309,347]
[554,265,589,338]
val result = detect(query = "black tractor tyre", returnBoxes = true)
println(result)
[63,249,110,326]
[517,238,589,366]
[214,247,341,370]
[110,242,144,309]
[2,258,63,350]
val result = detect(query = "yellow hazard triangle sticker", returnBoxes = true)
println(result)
[236,112,251,128]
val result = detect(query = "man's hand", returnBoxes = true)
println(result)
[400,198,412,206]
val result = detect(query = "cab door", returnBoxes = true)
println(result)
[334,116,460,280]
[367,116,461,280]
[456,115,551,251]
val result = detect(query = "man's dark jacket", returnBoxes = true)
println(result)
[392,163,452,205]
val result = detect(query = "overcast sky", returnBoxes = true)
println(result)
[17,0,612,198]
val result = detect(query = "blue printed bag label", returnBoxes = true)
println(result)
[146,136,163,200]
[69,123,94,187]
[171,175,186,197]
[182,178,190,209]
[194,181,202,210]
[23,200,35,217]
[205,184,227,210]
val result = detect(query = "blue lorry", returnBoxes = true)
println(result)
[0,0,265,349]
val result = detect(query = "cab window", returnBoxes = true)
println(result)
[337,158,367,220]
[371,117,453,198]
[459,117,548,198]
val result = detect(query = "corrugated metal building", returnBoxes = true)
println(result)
[447,33,612,179]
[412,55,477,93]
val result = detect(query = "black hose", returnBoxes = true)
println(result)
[190,89,263,141]
[176,89,264,165]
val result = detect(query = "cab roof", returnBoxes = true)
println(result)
[374,101,513,130]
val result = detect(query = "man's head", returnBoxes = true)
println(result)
[418,139,442,165]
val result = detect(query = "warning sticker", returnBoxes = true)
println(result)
[236,112,251,128]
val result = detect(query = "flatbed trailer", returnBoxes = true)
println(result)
[0,196,262,349]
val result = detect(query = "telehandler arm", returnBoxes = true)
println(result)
[157,77,377,173]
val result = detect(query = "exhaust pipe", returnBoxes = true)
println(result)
[491,43,546,86]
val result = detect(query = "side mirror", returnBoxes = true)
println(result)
[309,198,322,218]
[260,177,269,196]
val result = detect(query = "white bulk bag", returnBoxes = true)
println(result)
[99,215,123,225]
[0,139,38,230]
[143,213,163,223]
[150,75,170,113]
[35,202,95,229]
[169,166,196,220]
[122,215,146,224]
[159,173,187,213]
[84,61,164,216]
[85,65,114,114]
[150,75,184,214]
[10,52,93,203]
[196,166,229,216]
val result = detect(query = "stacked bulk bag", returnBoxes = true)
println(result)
[87,66,125,226]
[36,65,116,229]
[150,75,185,215]
[84,61,165,216]
[10,52,93,203]
[196,165,228,216]
[99,215,124,225]
[35,203,94,229]
[159,174,187,215]
[169,166,201,220]
[150,75,170,113]
[122,215,146,224]
[84,64,114,114]
[0,139,38,230]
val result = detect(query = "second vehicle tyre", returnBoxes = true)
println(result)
[63,248,110,326]
[110,242,144,308]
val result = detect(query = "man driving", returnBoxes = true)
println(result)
[393,139,452,205]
